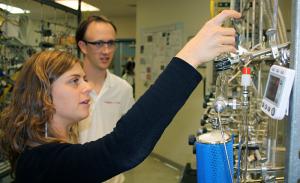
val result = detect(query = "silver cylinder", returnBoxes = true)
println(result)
[285,0,300,182]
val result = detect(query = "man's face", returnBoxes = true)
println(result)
[80,21,116,71]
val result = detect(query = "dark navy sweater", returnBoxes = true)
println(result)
[15,57,202,183]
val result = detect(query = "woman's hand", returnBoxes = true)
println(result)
[176,10,241,68]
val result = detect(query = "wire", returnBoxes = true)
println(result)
[217,112,233,183]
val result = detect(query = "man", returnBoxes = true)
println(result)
[76,15,134,183]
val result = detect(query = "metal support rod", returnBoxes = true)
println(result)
[234,166,285,173]
[77,0,82,25]
[242,86,249,183]
[258,0,264,47]
[285,0,300,182]
[272,0,278,31]
[246,9,250,47]
[251,0,256,47]
[77,0,82,58]
[243,177,284,182]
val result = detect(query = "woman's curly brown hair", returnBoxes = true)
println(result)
[0,50,80,176]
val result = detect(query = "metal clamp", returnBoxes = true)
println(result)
[266,28,280,59]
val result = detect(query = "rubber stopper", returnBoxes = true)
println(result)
[242,67,251,74]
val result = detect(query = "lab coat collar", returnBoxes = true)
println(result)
[90,69,114,99]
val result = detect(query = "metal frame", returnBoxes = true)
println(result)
[32,0,82,57]
[285,0,300,182]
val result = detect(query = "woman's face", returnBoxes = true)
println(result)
[51,63,91,126]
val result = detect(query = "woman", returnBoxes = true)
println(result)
[0,10,240,183]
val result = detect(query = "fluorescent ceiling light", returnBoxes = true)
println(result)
[0,3,30,14]
[55,0,100,11]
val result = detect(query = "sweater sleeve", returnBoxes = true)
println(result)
[81,57,202,181]
[16,57,202,183]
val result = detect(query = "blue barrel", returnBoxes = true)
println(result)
[196,130,233,183]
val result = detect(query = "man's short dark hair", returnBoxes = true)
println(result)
[75,15,117,45]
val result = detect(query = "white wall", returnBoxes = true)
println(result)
[110,16,136,39]
[135,0,211,167]
[82,13,136,39]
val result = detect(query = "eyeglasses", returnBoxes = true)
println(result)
[83,40,116,49]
